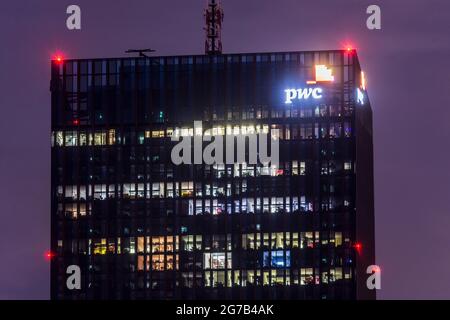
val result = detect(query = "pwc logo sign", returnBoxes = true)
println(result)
[306,65,335,84]
[284,65,334,104]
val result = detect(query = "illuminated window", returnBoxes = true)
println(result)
[213,164,225,179]
[166,236,178,252]
[194,183,203,197]
[330,232,343,247]
[270,198,284,213]
[94,184,107,200]
[263,250,291,268]
[195,236,202,250]
[284,232,291,247]
[300,268,314,285]
[65,203,77,218]
[329,268,343,282]
[273,232,284,249]
[107,239,115,254]
[292,233,299,248]
[56,131,64,146]
[204,271,227,287]
[263,271,270,286]
[152,254,164,271]
[64,185,77,200]
[129,237,136,254]
[180,128,193,137]
[231,270,240,287]
[79,203,88,217]
[300,232,314,248]
[137,183,144,198]
[107,185,115,198]
[116,238,121,254]
[94,132,106,145]
[203,252,230,269]
[241,198,254,213]
[137,237,144,254]
[166,254,179,270]
[108,129,116,144]
[181,235,202,251]
[322,271,328,284]
[152,182,165,198]
[242,233,261,249]
[255,233,265,249]
[242,163,255,177]
[216,271,227,287]
[65,131,78,146]
[211,126,225,136]
[292,161,299,175]
[271,269,288,285]
[292,161,306,175]
[182,235,194,251]
[300,162,306,175]
[244,270,256,286]
[93,238,107,255]
[344,162,352,170]
[152,236,164,253]
[151,130,165,138]
[123,184,136,198]
[299,196,313,212]
[181,181,194,197]
[137,255,144,271]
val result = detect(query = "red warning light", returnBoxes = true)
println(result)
[345,45,355,54]
[73,119,80,126]
[53,54,64,63]
[353,242,362,254]
[45,250,55,261]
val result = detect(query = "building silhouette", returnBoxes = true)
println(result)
[50,49,375,299]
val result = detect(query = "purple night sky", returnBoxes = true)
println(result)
[0,0,449,299]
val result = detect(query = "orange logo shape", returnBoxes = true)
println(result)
[307,65,334,84]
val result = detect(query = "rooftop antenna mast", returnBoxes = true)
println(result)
[204,0,224,55]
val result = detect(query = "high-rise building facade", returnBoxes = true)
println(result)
[50,50,375,300]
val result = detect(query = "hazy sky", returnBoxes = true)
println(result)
[0,0,449,299]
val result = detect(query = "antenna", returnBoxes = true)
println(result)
[204,0,224,55]
[125,48,156,57]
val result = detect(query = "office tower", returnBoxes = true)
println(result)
[50,49,375,299]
